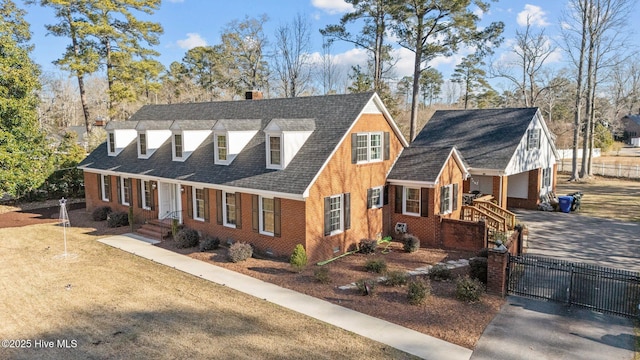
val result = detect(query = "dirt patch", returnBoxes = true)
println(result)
[157,239,503,349]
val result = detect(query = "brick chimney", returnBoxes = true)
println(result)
[245,90,263,100]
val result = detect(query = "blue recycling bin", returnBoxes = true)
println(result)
[558,196,572,213]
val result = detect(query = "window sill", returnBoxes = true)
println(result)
[259,230,274,237]
[402,212,420,217]
[224,223,237,229]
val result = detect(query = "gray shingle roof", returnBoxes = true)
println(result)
[267,118,316,132]
[79,92,377,195]
[170,120,217,130]
[387,147,464,183]
[412,108,539,170]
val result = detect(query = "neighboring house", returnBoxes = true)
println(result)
[79,92,408,263]
[409,108,558,210]
[620,114,640,146]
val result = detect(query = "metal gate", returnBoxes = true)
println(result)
[508,255,640,318]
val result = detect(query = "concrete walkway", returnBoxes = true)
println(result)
[99,234,472,360]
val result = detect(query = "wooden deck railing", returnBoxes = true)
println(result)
[473,200,517,229]
[461,206,506,232]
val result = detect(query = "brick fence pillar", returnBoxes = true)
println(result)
[487,249,509,296]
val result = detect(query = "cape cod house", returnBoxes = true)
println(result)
[79,92,408,262]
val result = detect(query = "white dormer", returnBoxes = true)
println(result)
[136,120,173,159]
[212,119,261,165]
[170,120,216,162]
[264,118,315,170]
[105,121,137,157]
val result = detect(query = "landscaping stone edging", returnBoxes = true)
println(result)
[337,259,470,290]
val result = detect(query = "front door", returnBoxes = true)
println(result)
[158,182,182,223]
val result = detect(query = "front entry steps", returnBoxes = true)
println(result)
[136,219,172,242]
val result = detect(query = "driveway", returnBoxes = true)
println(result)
[471,210,638,360]
[471,297,636,360]
[514,209,640,273]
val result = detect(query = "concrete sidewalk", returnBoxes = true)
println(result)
[99,234,472,360]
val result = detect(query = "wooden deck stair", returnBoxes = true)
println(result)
[460,195,517,234]
[136,219,172,241]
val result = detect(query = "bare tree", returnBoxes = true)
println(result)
[561,0,634,179]
[491,18,556,107]
[273,13,312,97]
[319,37,342,95]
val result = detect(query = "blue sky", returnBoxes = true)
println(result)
[23,0,640,90]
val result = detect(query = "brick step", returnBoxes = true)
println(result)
[136,220,172,241]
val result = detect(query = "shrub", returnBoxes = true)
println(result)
[289,244,308,272]
[359,239,377,254]
[227,242,253,263]
[355,278,376,296]
[383,270,409,286]
[456,276,485,302]
[200,236,220,252]
[407,278,431,305]
[314,267,331,284]
[469,257,488,284]
[429,264,452,281]
[175,228,200,249]
[403,234,420,253]
[92,206,112,221]
[107,211,129,228]
[365,258,387,274]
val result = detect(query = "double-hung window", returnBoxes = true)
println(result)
[174,134,183,159]
[139,133,147,156]
[142,180,152,210]
[542,168,551,188]
[121,177,130,206]
[441,185,452,214]
[101,175,111,201]
[260,197,275,235]
[324,193,351,236]
[193,188,206,221]
[108,133,115,154]
[268,135,282,167]
[527,129,541,150]
[354,132,383,163]
[367,186,383,209]
[216,134,227,162]
[403,187,420,215]
[223,191,236,227]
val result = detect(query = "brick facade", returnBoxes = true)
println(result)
[305,114,404,262]
[440,218,487,251]
[387,155,465,247]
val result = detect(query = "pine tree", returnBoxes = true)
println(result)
[0,0,52,196]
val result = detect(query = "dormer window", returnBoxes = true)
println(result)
[174,134,183,159]
[108,133,115,154]
[139,133,147,156]
[267,135,282,168]
[215,134,228,163]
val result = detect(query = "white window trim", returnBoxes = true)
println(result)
[193,187,205,222]
[542,167,552,188]
[214,132,230,165]
[138,132,148,158]
[121,177,130,206]
[222,191,236,228]
[356,132,384,164]
[259,196,274,236]
[108,133,115,154]
[329,194,344,236]
[101,174,110,202]
[441,185,453,215]
[141,180,151,210]
[266,134,283,170]
[402,187,420,216]
[173,133,185,161]
[370,186,383,209]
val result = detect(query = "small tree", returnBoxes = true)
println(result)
[289,244,308,272]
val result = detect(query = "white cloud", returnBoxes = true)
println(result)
[517,4,549,27]
[176,33,207,50]
[311,0,354,15]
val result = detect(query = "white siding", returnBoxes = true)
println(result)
[505,113,557,176]
[469,175,493,195]
[362,98,382,114]
[146,130,172,157]
[112,129,137,156]
[180,130,212,160]
[283,131,313,168]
